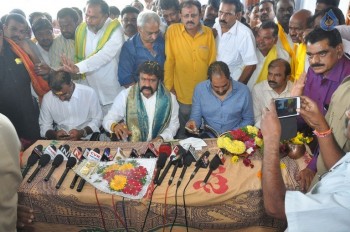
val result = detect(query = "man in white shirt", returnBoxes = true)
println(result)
[261,96,350,231]
[247,21,290,89]
[252,58,292,128]
[32,18,53,66]
[214,0,258,83]
[120,6,140,41]
[103,61,179,142]
[62,0,124,115]
[39,71,102,140]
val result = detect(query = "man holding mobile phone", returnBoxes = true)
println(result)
[39,71,103,140]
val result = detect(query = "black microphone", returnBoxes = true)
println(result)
[190,151,210,180]
[44,155,64,181]
[153,153,168,184]
[157,145,181,186]
[55,157,77,189]
[22,145,43,178]
[101,147,111,161]
[176,154,194,188]
[70,147,85,189]
[77,148,100,192]
[203,152,225,184]
[27,154,51,183]
[168,146,186,186]
[58,144,71,158]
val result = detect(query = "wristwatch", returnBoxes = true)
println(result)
[82,128,88,137]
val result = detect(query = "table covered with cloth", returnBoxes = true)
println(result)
[19,140,310,232]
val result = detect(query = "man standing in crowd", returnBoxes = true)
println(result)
[62,0,124,115]
[186,61,254,136]
[247,21,289,89]
[50,8,80,71]
[260,96,350,231]
[120,6,140,40]
[203,0,220,27]
[259,0,275,24]
[32,18,54,66]
[39,71,102,140]
[118,11,165,87]
[214,0,257,83]
[252,58,292,127]
[104,61,179,142]
[164,0,216,139]
[315,0,340,14]
[158,0,181,26]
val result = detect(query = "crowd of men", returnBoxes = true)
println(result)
[1,0,350,230]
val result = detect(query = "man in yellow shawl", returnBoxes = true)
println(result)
[62,0,124,115]
[103,61,179,142]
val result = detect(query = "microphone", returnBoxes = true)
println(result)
[44,155,64,181]
[57,144,71,159]
[27,154,51,183]
[101,147,111,161]
[203,150,225,184]
[22,145,43,178]
[157,145,181,186]
[168,146,186,186]
[158,142,172,157]
[176,154,194,188]
[55,156,77,189]
[190,151,210,180]
[44,145,57,159]
[77,148,100,192]
[143,142,158,158]
[153,153,168,184]
[129,148,140,158]
[70,147,85,189]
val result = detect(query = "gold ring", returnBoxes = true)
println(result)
[123,125,127,129]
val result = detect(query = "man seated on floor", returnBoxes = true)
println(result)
[39,71,102,140]
[252,58,292,128]
[260,96,350,231]
[186,61,254,137]
[103,61,179,142]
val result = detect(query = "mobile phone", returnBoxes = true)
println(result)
[185,126,199,134]
[274,97,300,118]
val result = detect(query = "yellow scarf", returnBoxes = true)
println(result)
[256,45,278,84]
[75,19,120,78]
[277,23,294,58]
[294,43,307,81]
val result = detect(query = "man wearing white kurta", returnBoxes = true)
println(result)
[62,0,124,115]
[213,0,258,83]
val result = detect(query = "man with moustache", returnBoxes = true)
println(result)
[120,6,140,40]
[32,18,54,66]
[164,0,216,138]
[252,58,292,128]
[158,0,181,26]
[258,0,275,24]
[103,61,179,142]
[186,61,254,136]
[247,21,289,89]
[61,0,124,115]
[213,0,257,83]
[49,8,80,71]
[203,0,220,27]
[118,11,165,88]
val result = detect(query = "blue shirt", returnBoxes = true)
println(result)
[190,79,254,135]
[118,33,165,86]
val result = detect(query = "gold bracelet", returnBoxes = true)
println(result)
[110,122,118,132]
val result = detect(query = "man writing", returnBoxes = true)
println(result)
[103,61,179,142]
[39,71,102,140]
[186,61,254,136]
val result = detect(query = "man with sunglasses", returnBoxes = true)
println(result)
[103,61,179,142]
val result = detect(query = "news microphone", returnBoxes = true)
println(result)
[101,147,111,161]
[153,153,168,184]
[176,154,194,188]
[55,156,77,189]
[203,151,225,184]
[70,147,85,189]
[143,142,158,158]
[58,144,70,159]
[157,145,180,186]
[22,145,43,178]
[158,142,172,157]
[190,151,210,180]
[27,154,51,183]
[77,148,100,192]
[44,145,57,159]
[168,146,186,186]
[44,154,64,181]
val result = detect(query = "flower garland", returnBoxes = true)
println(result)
[97,160,148,196]
[217,125,263,168]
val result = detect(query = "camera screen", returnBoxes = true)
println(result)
[275,98,298,118]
